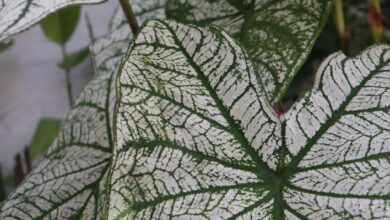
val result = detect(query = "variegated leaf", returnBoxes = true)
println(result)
[0,0,105,42]
[284,45,390,219]
[0,26,126,220]
[110,20,390,219]
[166,0,331,104]
[110,19,282,219]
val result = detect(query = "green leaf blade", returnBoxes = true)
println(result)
[40,6,81,45]
[0,40,13,53]
[59,47,89,69]
[29,118,62,160]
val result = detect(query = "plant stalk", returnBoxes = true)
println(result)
[368,0,384,43]
[85,13,96,42]
[61,45,74,107]
[0,164,5,201]
[333,0,348,51]
[119,0,140,35]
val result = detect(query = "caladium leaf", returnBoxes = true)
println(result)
[110,19,282,219]
[110,20,390,219]
[0,0,105,42]
[0,31,123,220]
[284,45,390,219]
[0,2,164,218]
[166,0,331,104]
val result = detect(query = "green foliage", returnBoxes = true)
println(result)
[0,41,13,53]
[58,47,89,69]
[29,118,62,160]
[40,6,81,45]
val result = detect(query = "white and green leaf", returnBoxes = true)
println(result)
[0,0,105,42]
[110,20,282,219]
[166,0,332,104]
[284,45,390,219]
[0,30,123,220]
[110,20,390,219]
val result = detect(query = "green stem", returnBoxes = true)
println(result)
[119,0,140,35]
[333,0,348,52]
[368,0,384,43]
[0,164,5,201]
[85,13,96,42]
[61,45,74,107]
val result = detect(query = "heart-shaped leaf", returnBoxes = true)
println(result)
[110,20,390,219]
[166,0,331,104]
[40,5,81,45]
[0,0,104,42]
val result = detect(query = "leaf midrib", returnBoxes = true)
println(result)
[284,50,390,177]
[160,20,279,184]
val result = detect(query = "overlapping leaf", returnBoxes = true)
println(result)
[0,0,105,42]
[166,0,331,103]
[284,45,390,219]
[0,2,167,218]
[0,28,124,220]
[110,20,282,219]
[110,20,390,219]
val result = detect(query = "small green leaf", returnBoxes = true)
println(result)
[0,40,13,53]
[0,0,104,42]
[59,47,89,69]
[29,118,62,160]
[40,5,81,45]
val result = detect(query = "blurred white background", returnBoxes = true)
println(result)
[0,1,117,173]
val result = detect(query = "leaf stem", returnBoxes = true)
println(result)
[61,45,74,107]
[333,0,348,52]
[0,164,5,201]
[368,0,384,43]
[85,13,96,42]
[118,0,140,35]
